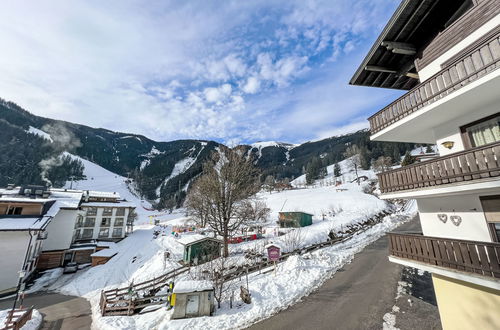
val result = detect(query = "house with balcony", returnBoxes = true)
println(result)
[0,185,55,296]
[41,189,136,269]
[351,0,500,329]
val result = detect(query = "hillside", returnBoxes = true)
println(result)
[0,97,418,208]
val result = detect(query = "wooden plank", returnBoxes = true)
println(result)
[467,243,483,275]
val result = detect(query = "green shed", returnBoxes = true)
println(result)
[278,211,313,228]
[178,234,222,265]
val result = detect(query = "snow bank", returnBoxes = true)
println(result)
[0,308,42,330]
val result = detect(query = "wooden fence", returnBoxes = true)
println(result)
[388,232,500,278]
[369,27,500,134]
[378,141,500,194]
[2,306,33,330]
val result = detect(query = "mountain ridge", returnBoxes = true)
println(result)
[0,97,417,208]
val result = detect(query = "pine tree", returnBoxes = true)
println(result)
[333,163,341,177]
[401,151,416,166]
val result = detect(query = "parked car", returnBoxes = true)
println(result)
[63,262,78,274]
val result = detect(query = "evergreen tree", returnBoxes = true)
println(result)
[333,163,341,177]
[401,151,416,166]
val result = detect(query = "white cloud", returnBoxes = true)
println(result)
[0,0,401,144]
[242,76,261,94]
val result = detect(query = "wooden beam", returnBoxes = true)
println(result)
[381,41,417,55]
[365,65,397,73]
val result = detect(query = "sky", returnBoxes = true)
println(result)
[0,0,404,145]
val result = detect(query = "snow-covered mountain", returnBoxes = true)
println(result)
[0,97,419,209]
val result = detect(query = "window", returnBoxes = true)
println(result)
[7,207,23,215]
[462,114,500,148]
[99,228,109,238]
[75,216,83,228]
[103,207,113,216]
[116,208,125,216]
[86,207,97,216]
[81,228,94,239]
[84,217,95,227]
[480,195,500,242]
[101,218,111,227]
[73,229,81,241]
[491,223,500,243]
[112,228,123,237]
[114,218,124,227]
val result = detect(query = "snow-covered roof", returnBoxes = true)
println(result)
[91,248,118,258]
[0,216,51,231]
[81,201,136,208]
[97,241,117,248]
[173,280,213,293]
[87,191,121,199]
[177,234,221,246]
[264,243,282,250]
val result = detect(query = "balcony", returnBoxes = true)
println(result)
[388,232,500,279]
[378,141,500,195]
[368,28,500,141]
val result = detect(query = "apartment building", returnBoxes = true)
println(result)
[73,190,135,243]
[39,190,135,269]
[351,1,500,329]
[0,185,57,296]
[0,185,136,294]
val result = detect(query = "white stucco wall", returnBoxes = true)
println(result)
[432,102,499,156]
[43,208,79,251]
[0,231,32,294]
[75,206,131,241]
[418,14,500,82]
[417,193,493,242]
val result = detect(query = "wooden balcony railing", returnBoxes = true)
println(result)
[378,142,500,194]
[388,232,500,279]
[368,27,500,135]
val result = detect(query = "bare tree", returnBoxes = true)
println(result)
[343,145,361,185]
[237,199,270,224]
[264,175,275,194]
[191,256,235,308]
[186,149,260,257]
[281,228,304,253]
[185,180,210,227]
[372,156,392,173]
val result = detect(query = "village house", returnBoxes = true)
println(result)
[351,0,500,329]
[0,185,136,295]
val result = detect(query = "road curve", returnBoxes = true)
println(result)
[248,217,421,330]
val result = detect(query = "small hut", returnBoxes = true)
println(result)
[178,234,222,265]
[278,211,313,228]
[171,280,215,319]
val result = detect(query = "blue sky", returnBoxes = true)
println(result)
[0,0,404,145]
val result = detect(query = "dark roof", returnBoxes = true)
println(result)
[350,0,472,90]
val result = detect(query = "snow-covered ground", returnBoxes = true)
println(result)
[65,153,184,225]
[33,156,417,330]
[0,308,42,330]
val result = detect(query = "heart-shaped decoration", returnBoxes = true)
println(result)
[437,214,448,223]
[450,215,462,226]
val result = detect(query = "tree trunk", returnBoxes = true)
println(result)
[355,164,359,185]
[223,234,229,258]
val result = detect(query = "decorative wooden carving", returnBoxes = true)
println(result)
[450,215,462,226]
[437,214,448,223]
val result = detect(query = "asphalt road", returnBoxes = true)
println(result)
[0,292,92,330]
[248,217,421,330]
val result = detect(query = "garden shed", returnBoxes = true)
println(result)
[278,211,313,228]
[171,280,215,319]
[178,234,222,264]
